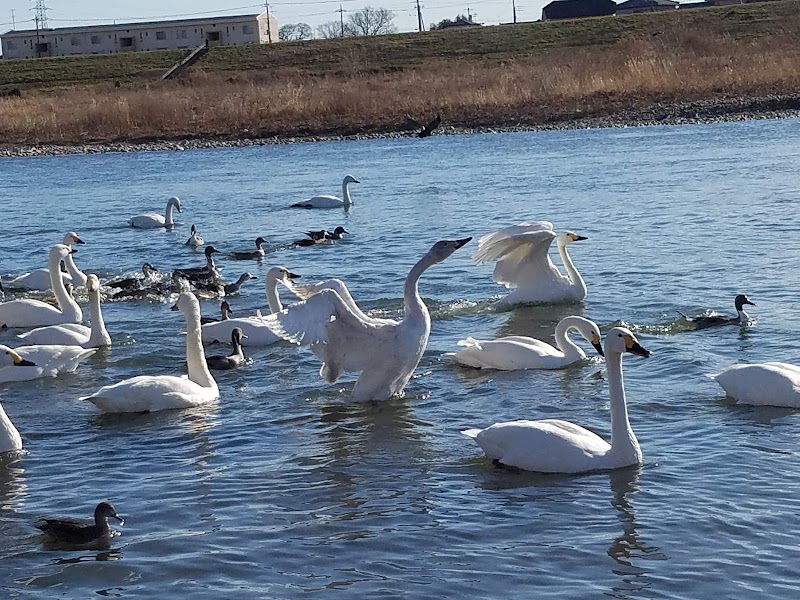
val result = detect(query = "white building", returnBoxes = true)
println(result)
[1,11,277,60]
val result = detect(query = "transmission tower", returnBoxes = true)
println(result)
[33,0,49,29]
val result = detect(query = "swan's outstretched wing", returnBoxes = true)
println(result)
[281,278,394,326]
[473,221,562,288]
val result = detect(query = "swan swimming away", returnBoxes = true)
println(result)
[264,237,472,402]
[0,244,83,328]
[0,343,97,383]
[129,196,181,229]
[206,327,247,370]
[473,221,588,305]
[714,362,800,407]
[291,175,359,209]
[5,232,87,291]
[82,292,218,413]
[186,224,204,248]
[201,267,299,346]
[451,316,604,370]
[462,327,650,473]
[17,274,111,348]
[681,294,756,330]
[35,502,123,547]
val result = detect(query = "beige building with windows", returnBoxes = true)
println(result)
[1,11,276,60]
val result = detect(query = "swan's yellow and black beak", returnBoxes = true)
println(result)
[624,334,651,358]
[8,350,36,367]
[286,271,301,280]
[569,232,588,242]
[591,332,604,357]
[73,236,86,245]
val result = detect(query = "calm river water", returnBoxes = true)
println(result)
[2,119,800,598]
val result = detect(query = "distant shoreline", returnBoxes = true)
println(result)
[3,93,799,158]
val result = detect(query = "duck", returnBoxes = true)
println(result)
[0,245,83,328]
[230,237,268,260]
[293,235,329,247]
[4,232,87,291]
[129,196,182,229]
[0,396,22,454]
[206,327,246,370]
[0,343,96,383]
[714,362,800,407]
[185,224,204,248]
[473,221,588,306]
[201,267,300,346]
[462,327,651,473]
[35,501,123,547]
[82,292,218,413]
[680,294,756,330]
[111,272,185,301]
[174,246,221,283]
[304,229,332,241]
[106,263,161,291]
[192,272,257,298]
[451,316,604,370]
[263,237,471,402]
[17,274,111,348]
[291,175,360,209]
[201,300,232,325]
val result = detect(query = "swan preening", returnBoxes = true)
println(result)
[0,344,96,383]
[17,274,111,348]
[0,244,83,328]
[35,501,123,547]
[5,232,87,291]
[129,196,182,229]
[82,292,218,413]
[201,267,299,346]
[474,221,588,305]
[291,175,359,209]
[452,316,603,370]
[714,362,800,407]
[462,327,650,473]
[681,294,756,330]
[264,237,472,402]
[186,224,204,248]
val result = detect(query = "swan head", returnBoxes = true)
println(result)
[63,232,85,246]
[557,231,588,247]
[266,266,301,284]
[427,237,472,264]
[605,327,651,358]
[0,346,37,368]
[734,294,755,311]
[168,196,182,212]
[343,175,360,185]
[142,263,159,277]
[86,274,100,294]
[95,501,124,526]
[171,291,200,316]
[50,243,73,263]
[579,322,604,357]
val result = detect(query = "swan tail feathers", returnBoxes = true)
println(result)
[461,428,482,439]
[456,337,482,349]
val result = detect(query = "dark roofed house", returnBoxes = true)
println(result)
[542,0,616,20]
[615,0,679,14]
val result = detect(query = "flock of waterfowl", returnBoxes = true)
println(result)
[0,177,792,547]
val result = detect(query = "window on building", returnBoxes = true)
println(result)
[178,30,187,39]
[70,37,81,46]
[242,25,254,34]
[156,31,166,40]
[6,41,16,49]
[91,35,101,44]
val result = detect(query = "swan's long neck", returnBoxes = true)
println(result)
[557,241,587,296]
[63,253,87,287]
[0,402,22,453]
[185,306,216,388]
[342,181,353,207]
[553,317,586,361]
[48,251,82,322]
[403,253,435,326]
[266,277,283,313]
[87,289,111,347]
[607,350,641,461]
[165,200,176,227]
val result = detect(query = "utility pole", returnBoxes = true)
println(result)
[415,0,424,32]
[265,0,272,43]
[338,4,345,37]
[467,6,472,21]
[33,0,48,29]
[512,0,517,24]
[10,9,15,29]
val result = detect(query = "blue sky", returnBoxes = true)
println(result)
[2,1,551,35]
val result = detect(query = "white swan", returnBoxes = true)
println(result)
[473,221,588,305]
[281,276,394,327]
[0,343,96,383]
[462,326,650,473]
[451,316,604,370]
[201,267,299,346]
[264,237,472,402]
[81,292,218,413]
[714,362,800,407]
[0,245,83,328]
[17,275,111,348]
[186,224,204,247]
[129,196,181,229]
[0,397,22,454]
[291,175,359,209]
[5,232,87,291]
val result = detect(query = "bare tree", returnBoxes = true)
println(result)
[279,23,313,41]
[317,21,346,39]
[346,7,397,36]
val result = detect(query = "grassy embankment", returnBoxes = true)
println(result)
[2,0,800,145]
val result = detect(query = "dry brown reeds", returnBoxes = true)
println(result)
[2,26,800,145]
